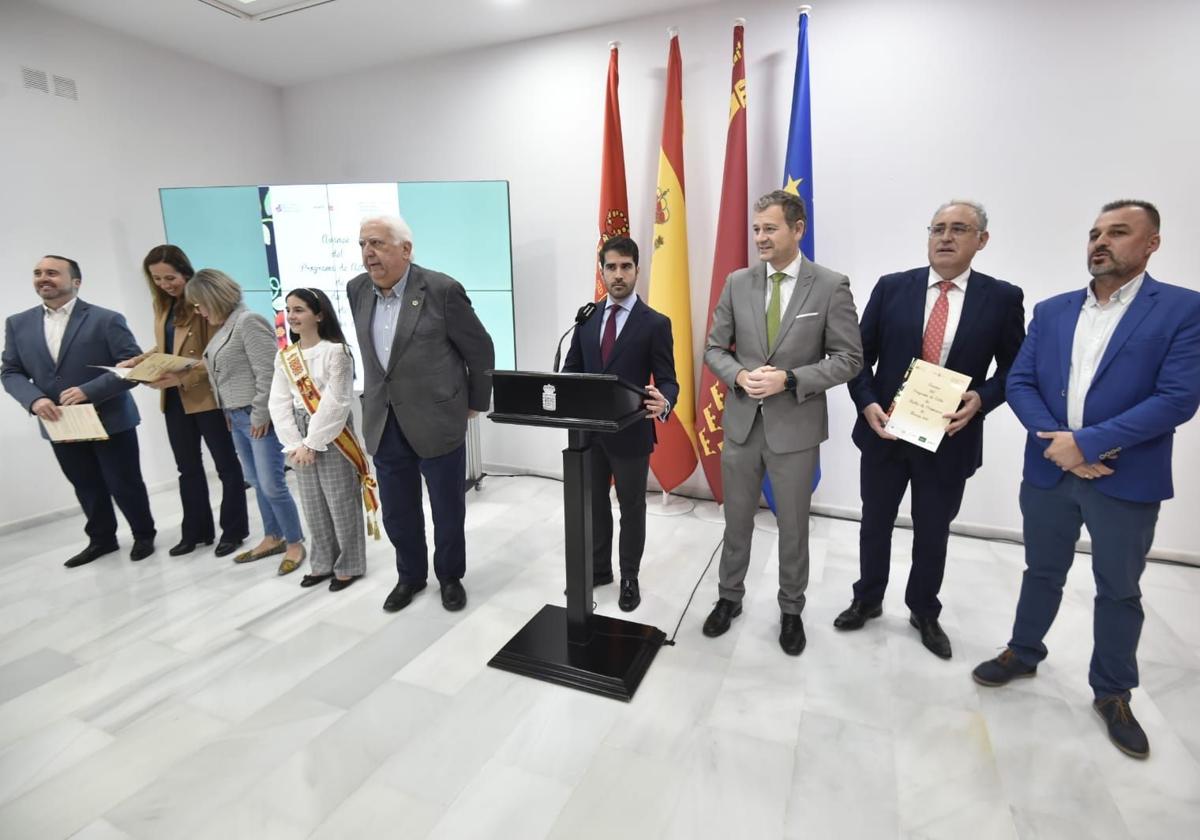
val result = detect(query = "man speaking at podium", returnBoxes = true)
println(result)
[562,237,677,612]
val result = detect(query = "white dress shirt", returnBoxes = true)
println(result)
[1067,273,1144,431]
[924,267,970,367]
[269,341,355,452]
[765,253,804,315]
[43,297,77,364]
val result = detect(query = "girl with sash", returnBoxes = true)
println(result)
[268,288,376,590]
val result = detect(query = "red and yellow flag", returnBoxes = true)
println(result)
[648,30,697,492]
[695,23,748,504]
[595,42,630,301]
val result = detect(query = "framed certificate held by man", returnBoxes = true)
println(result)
[884,358,972,452]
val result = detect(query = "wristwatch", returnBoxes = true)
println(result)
[784,370,797,392]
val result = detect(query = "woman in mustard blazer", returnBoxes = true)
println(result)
[129,245,249,556]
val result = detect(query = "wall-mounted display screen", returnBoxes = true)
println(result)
[160,180,516,387]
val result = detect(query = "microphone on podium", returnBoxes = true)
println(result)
[552,300,601,372]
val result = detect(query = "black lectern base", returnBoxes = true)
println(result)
[488,604,666,701]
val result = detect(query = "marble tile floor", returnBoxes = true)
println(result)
[0,474,1197,839]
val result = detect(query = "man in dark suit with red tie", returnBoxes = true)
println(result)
[838,201,1026,658]
[562,237,678,612]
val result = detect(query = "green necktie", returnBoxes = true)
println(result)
[766,271,786,349]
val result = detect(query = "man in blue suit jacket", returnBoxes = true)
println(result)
[2,256,156,567]
[562,237,678,612]
[973,200,1200,760]
[840,202,1025,658]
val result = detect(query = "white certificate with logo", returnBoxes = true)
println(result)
[884,358,972,452]
[40,404,110,442]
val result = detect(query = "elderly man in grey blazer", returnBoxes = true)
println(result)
[702,190,863,655]
[348,215,494,614]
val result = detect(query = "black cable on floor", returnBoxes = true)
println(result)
[663,537,724,646]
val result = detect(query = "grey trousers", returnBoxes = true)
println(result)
[717,412,818,615]
[294,410,367,577]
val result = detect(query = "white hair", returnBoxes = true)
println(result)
[932,199,988,232]
[360,214,414,246]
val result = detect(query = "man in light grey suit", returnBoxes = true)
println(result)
[347,215,494,614]
[702,191,863,655]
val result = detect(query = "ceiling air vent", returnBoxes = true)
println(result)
[195,0,339,22]
[53,75,78,100]
[22,67,49,94]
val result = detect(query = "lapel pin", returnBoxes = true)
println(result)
[411,299,419,306]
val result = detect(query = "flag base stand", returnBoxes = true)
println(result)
[646,490,693,517]
[692,500,724,523]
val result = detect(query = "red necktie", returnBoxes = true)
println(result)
[600,305,618,366]
[921,280,955,364]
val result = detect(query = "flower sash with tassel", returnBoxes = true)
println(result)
[280,343,380,539]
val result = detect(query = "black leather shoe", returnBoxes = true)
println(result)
[1093,695,1150,759]
[780,613,807,656]
[618,578,641,612]
[329,575,361,592]
[910,613,951,659]
[702,598,742,637]
[130,539,155,562]
[441,578,467,611]
[972,649,1037,686]
[214,537,245,558]
[300,573,333,588]
[833,600,883,630]
[383,581,427,612]
[64,542,118,568]
[169,539,213,557]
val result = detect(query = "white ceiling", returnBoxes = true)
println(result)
[28,0,721,87]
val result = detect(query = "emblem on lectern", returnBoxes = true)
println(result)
[542,384,557,411]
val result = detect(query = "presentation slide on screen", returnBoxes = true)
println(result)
[160,181,516,388]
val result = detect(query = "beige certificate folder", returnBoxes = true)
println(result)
[40,404,110,442]
[93,353,198,383]
[884,358,973,452]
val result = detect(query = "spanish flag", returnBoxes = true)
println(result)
[594,42,630,302]
[648,29,698,492]
[695,22,748,504]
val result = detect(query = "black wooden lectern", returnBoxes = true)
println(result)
[486,370,667,701]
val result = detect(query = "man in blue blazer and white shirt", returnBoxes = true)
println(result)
[840,201,1025,659]
[562,236,678,612]
[2,255,156,566]
[973,200,1200,760]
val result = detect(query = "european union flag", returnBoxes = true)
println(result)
[783,9,815,262]
[764,8,818,515]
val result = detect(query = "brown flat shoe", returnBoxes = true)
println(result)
[277,544,307,576]
[233,541,286,564]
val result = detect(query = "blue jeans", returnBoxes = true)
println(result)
[1009,476,1159,700]
[227,408,304,544]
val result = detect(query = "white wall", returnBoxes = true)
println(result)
[0,1,285,531]
[281,0,1200,558]
[3,0,1197,560]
